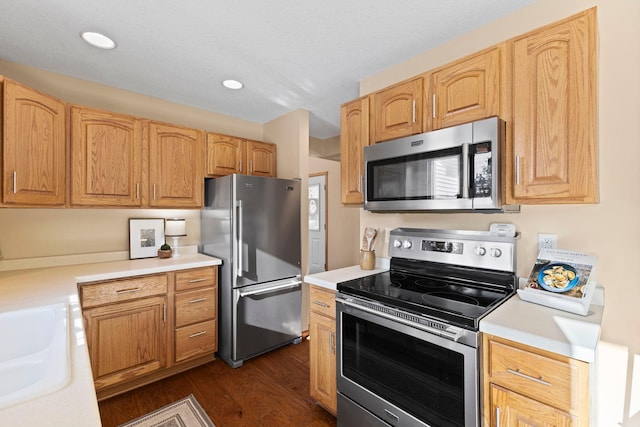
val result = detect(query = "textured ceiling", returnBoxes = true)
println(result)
[0,0,535,139]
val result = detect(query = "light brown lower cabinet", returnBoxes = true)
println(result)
[79,266,218,400]
[482,334,590,427]
[309,284,337,415]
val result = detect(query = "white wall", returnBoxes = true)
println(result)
[359,1,640,425]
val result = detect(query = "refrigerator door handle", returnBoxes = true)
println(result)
[236,199,243,277]
[238,279,302,298]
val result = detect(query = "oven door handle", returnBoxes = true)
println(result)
[338,298,463,342]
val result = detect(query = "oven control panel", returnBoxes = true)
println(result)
[389,228,517,272]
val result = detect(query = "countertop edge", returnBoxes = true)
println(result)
[75,257,222,283]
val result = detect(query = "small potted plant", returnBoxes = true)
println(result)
[158,243,172,258]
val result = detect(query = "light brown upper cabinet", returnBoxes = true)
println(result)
[340,96,370,204]
[508,8,597,204]
[245,140,277,177]
[372,77,423,143]
[148,121,204,208]
[206,133,245,176]
[430,45,505,130]
[206,133,276,178]
[2,78,66,206]
[70,106,144,207]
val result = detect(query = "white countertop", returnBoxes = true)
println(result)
[0,253,221,426]
[305,263,603,364]
[480,285,604,363]
[304,258,390,290]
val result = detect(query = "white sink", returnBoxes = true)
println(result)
[0,303,71,409]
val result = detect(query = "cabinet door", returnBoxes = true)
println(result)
[340,96,369,204]
[309,312,337,414]
[148,121,204,208]
[2,79,66,206]
[70,107,143,206]
[246,140,277,177]
[431,46,503,129]
[83,296,168,391]
[510,9,597,204]
[490,384,576,427]
[206,133,244,176]
[175,319,217,363]
[372,77,423,143]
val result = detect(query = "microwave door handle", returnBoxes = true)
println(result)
[462,143,470,199]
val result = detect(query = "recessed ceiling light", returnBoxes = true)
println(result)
[80,31,116,49]
[222,79,244,90]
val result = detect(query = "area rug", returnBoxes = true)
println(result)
[118,394,215,427]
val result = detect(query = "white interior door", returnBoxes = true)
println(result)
[308,174,326,274]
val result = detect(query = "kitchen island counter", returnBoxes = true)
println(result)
[0,253,221,427]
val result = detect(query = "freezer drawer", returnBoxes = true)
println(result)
[234,278,302,364]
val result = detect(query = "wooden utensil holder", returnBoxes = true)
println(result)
[360,250,376,270]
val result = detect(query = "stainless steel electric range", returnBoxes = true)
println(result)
[336,228,518,427]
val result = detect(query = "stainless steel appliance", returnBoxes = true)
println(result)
[336,228,518,427]
[364,117,517,213]
[200,174,302,368]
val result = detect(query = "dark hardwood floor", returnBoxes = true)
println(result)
[98,338,337,427]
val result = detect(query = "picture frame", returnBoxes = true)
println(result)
[129,218,165,259]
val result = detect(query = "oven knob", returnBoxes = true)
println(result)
[393,239,402,248]
[474,246,487,256]
[489,247,502,258]
[402,240,413,249]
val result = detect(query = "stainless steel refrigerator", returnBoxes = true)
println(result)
[200,174,302,368]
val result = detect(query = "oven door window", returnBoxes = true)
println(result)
[341,312,466,427]
[367,147,463,202]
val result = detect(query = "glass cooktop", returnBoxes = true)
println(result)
[337,259,516,330]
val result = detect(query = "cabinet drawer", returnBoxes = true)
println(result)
[175,267,217,291]
[80,274,168,308]
[175,320,217,362]
[175,287,217,328]
[309,285,336,318]
[487,339,584,412]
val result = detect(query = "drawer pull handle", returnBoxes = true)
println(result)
[189,331,207,338]
[116,287,141,294]
[312,300,329,308]
[507,368,552,386]
[189,298,207,304]
[188,278,207,283]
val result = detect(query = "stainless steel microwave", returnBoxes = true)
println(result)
[364,116,515,213]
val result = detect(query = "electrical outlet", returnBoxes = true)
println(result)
[538,233,557,252]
